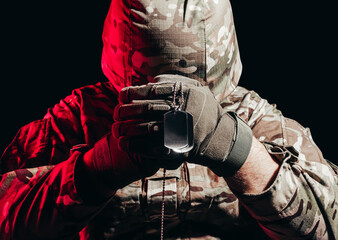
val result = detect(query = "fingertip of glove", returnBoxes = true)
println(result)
[118,136,129,152]
[119,87,130,104]
[113,104,122,121]
[112,122,120,139]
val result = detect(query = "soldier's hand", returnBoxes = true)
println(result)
[113,74,253,176]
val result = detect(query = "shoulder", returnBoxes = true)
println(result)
[223,86,326,164]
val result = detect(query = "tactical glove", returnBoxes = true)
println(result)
[113,74,253,177]
[76,133,160,203]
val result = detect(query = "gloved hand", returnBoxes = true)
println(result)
[76,133,160,203]
[113,74,253,177]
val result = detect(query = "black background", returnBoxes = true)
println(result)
[2,1,337,163]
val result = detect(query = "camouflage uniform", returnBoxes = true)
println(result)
[1,0,337,239]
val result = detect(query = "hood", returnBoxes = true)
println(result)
[101,0,242,102]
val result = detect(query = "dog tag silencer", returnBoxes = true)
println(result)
[164,110,194,153]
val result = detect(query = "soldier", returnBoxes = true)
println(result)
[1,0,337,239]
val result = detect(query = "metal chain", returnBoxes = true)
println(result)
[160,82,184,240]
[172,82,178,110]
[160,168,166,240]
[179,82,184,110]
[172,82,184,110]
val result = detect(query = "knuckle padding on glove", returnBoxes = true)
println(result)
[202,112,253,177]
[119,86,152,103]
[119,85,175,103]
[114,102,171,121]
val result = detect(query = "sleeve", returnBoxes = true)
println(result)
[1,91,84,171]
[225,88,338,240]
[0,89,111,239]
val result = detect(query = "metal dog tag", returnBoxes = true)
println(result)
[164,110,193,153]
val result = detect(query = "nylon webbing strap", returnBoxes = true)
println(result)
[206,112,253,177]
[222,112,253,176]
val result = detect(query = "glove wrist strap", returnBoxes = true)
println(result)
[224,112,253,176]
[202,112,253,177]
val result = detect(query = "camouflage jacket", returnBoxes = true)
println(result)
[0,81,337,240]
[2,0,338,238]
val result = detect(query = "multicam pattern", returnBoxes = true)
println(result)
[0,83,337,239]
[101,0,242,100]
[1,0,337,239]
